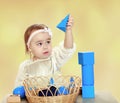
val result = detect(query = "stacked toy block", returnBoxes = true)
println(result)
[78,52,95,98]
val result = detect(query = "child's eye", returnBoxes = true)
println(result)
[37,42,42,46]
[47,40,51,44]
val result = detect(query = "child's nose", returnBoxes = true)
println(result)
[43,43,48,49]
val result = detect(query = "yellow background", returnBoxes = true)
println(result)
[0,0,120,102]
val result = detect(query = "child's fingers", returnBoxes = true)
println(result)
[67,22,73,29]
[66,15,74,29]
[69,15,74,21]
[67,22,73,26]
[67,19,74,27]
[68,15,74,25]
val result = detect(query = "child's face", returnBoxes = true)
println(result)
[29,32,52,59]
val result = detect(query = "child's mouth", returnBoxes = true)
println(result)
[43,51,49,54]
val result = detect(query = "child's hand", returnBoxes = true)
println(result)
[66,15,74,31]
[64,14,74,48]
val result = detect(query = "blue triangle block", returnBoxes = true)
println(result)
[56,14,70,32]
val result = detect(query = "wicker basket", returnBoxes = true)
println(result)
[23,75,81,103]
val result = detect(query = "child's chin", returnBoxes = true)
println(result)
[41,55,50,59]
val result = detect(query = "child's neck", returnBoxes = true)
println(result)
[32,56,38,61]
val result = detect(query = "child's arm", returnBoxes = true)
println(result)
[64,15,74,49]
[14,61,27,88]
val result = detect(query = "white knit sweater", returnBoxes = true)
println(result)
[14,42,76,88]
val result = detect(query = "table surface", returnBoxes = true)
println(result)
[76,91,118,103]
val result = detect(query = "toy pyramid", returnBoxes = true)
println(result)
[56,14,70,32]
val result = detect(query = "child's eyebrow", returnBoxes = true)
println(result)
[35,38,51,43]
[47,38,51,40]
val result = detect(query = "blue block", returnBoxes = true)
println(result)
[82,86,95,98]
[13,86,26,99]
[82,65,94,85]
[56,14,70,32]
[78,52,95,65]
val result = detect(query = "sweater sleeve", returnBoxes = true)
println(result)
[14,60,28,88]
[52,41,76,70]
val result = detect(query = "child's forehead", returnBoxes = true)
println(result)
[35,38,51,43]
[31,33,51,42]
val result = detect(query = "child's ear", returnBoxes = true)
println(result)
[28,47,31,52]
